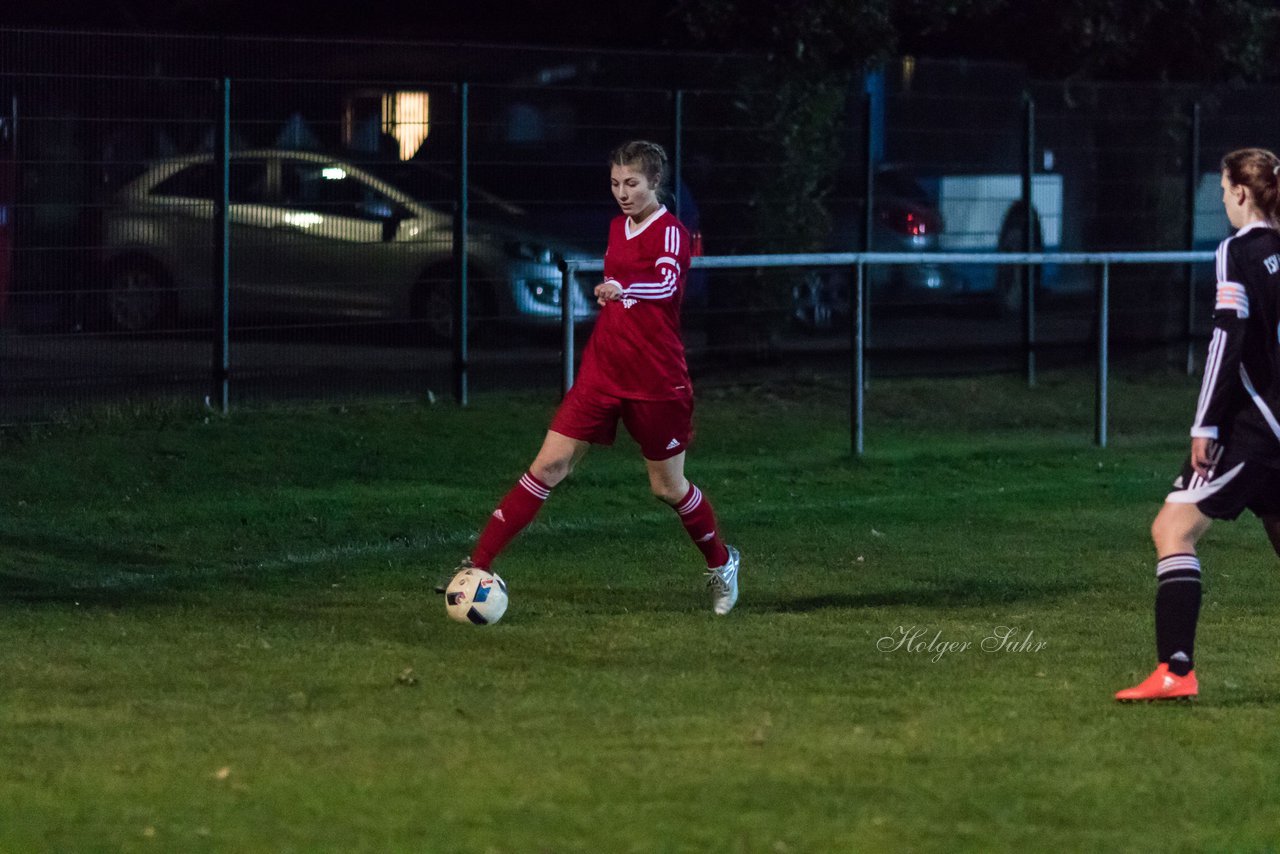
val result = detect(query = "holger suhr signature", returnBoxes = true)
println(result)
[876,625,1047,662]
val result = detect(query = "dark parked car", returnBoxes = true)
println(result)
[791,167,952,330]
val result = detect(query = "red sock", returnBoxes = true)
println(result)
[471,472,551,569]
[674,483,729,568]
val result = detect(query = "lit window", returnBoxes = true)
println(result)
[382,92,430,161]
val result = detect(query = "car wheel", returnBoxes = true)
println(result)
[790,271,847,332]
[996,263,1026,316]
[102,258,174,332]
[411,269,487,345]
[995,203,1042,317]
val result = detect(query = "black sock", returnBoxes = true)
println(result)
[1155,554,1202,676]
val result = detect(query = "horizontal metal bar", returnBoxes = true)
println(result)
[561,250,1216,273]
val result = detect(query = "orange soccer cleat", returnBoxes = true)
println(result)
[1114,663,1198,702]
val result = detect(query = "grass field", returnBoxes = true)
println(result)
[3,368,1280,852]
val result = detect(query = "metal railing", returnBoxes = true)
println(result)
[560,250,1216,454]
[6,30,1258,421]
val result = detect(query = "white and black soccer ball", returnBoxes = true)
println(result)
[444,568,509,625]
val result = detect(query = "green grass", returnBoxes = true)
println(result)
[3,369,1280,852]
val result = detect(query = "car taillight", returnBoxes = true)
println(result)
[880,205,941,237]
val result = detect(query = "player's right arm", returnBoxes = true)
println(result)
[1190,237,1250,443]
[612,223,687,303]
[595,279,623,305]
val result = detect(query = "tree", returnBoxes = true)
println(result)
[669,1,905,347]
[894,0,1280,83]
[672,0,1280,313]
[674,0,898,253]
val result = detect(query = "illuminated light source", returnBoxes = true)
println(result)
[321,167,347,181]
[382,91,430,161]
[284,212,323,228]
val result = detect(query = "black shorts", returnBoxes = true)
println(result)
[1166,443,1280,520]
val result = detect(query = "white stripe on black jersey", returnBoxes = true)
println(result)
[1192,220,1280,458]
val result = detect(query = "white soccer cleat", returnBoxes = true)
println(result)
[435,557,475,594]
[705,545,740,615]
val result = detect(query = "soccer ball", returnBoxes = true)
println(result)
[444,568,509,625]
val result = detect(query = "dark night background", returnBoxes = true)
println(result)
[7,1,689,46]
[5,0,1280,83]
[3,0,1280,416]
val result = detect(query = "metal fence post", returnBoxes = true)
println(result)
[453,82,470,406]
[861,93,876,366]
[1185,100,1201,376]
[1096,261,1109,448]
[211,77,230,415]
[673,89,683,222]
[561,260,577,396]
[853,261,865,456]
[1022,93,1037,388]
[862,92,875,252]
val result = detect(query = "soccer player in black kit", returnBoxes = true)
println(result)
[1116,147,1280,701]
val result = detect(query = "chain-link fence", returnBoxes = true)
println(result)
[1,30,1275,421]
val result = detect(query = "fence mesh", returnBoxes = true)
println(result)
[2,32,1278,421]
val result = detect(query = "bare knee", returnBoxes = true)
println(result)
[650,482,685,505]
[1151,515,1186,555]
[648,473,689,506]
[527,433,588,488]
[1150,516,1169,548]
[645,452,690,506]
[530,455,573,487]
[1151,502,1211,557]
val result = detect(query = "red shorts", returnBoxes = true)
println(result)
[550,382,693,461]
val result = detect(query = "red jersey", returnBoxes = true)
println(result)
[577,205,692,400]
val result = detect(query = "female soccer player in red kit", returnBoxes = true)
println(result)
[441,140,740,614]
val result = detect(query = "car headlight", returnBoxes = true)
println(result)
[521,278,562,306]
[505,242,556,264]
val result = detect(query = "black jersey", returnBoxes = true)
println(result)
[1191,220,1280,460]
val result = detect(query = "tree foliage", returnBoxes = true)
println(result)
[676,0,1280,84]
[672,0,1280,254]
[893,0,1280,83]
[673,1,900,253]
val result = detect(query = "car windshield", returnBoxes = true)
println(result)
[877,170,931,204]
[358,160,526,224]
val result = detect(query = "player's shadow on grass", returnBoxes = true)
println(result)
[539,577,1071,617]
[0,531,180,605]
[762,580,1072,613]
[1206,691,1280,709]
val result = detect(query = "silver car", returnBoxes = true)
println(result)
[100,149,596,337]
